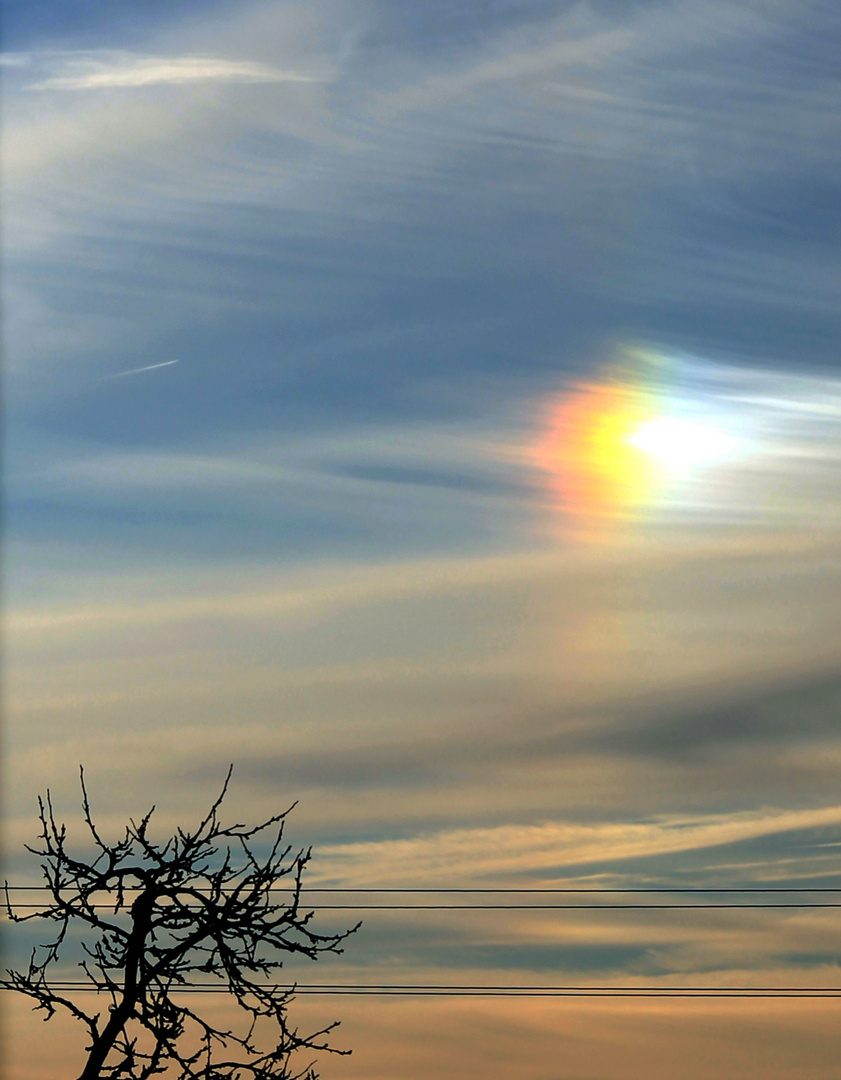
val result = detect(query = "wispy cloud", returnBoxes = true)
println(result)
[6,530,841,845]
[378,25,633,112]
[0,53,31,68]
[314,804,841,887]
[25,50,325,90]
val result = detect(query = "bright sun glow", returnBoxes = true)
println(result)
[531,350,753,532]
[627,417,744,473]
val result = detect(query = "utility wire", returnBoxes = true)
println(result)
[6,886,841,892]
[6,983,841,998]
[5,902,841,911]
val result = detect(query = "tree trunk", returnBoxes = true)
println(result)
[77,890,153,1080]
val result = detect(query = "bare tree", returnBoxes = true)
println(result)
[3,767,359,1080]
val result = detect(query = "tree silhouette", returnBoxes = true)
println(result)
[3,767,359,1080]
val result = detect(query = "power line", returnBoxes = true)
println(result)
[5,902,841,911]
[6,886,841,892]
[5,983,841,998]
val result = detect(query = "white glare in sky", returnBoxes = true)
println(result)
[627,417,746,473]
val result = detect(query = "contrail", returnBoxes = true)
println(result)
[103,359,180,380]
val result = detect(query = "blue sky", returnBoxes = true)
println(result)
[5,2,841,1078]
[6,0,841,584]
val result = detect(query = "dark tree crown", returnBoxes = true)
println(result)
[3,767,359,1080]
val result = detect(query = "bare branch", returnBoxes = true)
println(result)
[2,768,358,1080]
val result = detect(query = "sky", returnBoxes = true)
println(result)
[4,1,841,1077]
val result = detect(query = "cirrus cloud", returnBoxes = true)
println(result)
[24,49,325,90]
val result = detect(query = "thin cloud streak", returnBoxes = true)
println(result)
[312,805,841,888]
[25,51,325,90]
[100,359,180,380]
